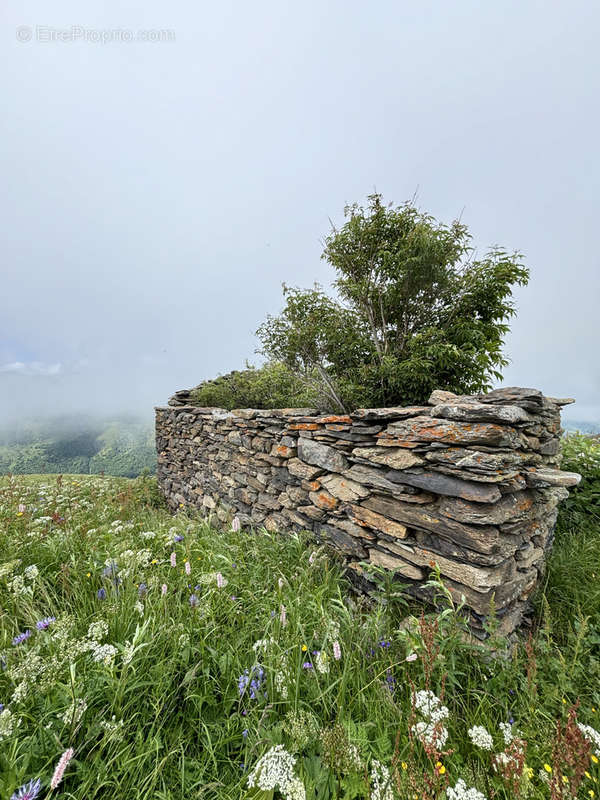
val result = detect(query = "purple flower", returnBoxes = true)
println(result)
[138,583,147,597]
[11,779,42,800]
[302,662,313,670]
[0,703,4,711]
[384,668,396,694]
[189,594,198,608]
[102,561,118,578]
[238,666,266,699]
[378,639,391,649]
[173,534,184,543]
[35,617,56,631]
[242,728,248,738]
[12,630,32,646]
[97,587,107,600]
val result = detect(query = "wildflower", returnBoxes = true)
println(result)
[499,721,514,745]
[10,779,42,800]
[308,551,317,565]
[185,561,191,575]
[138,583,147,597]
[413,689,449,723]
[333,641,341,660]
[242,728,248,738]
[468,725,494,750]
[90,643,117,666]
[35,617,56,631]
[247,744,305,800]
[231,516,241,532]
[216,572,227,588]
[50,748,74,790]
[97,587,107,600]
[173,533,184,542]
[579,724,600,757]
[280,605,287,626]
[61,698,87,725]
[18,504,26,513]
[12,630,32,646]
[189,594,198,608]
[88,620,108,641]
[405,652,418,662]
[378,639,391,648]
[384,668,396,693]
[301,644,308,652]
[0,708,18,741]
[435,761,446,775]
[302,662,313,670]
[161,583,167,596]
[238,666,266,700]
[134,601,144,616]
[446,778,487,800]
[544,763,552,773]
[412,720,449,749]
[170,552,177,567]
[370,760,394,800]
[24,565,39,581]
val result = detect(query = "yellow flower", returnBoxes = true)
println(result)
[401,762,408,771]
[592,755,599,764]
[527,768,534,779]
[86,572,91,577]
[544,764,552,773]
[562,698,567,704]
[16,512,23,517]
[586,772,592,780]
[589,791,595,798]
[301,644,308,652]
[438,765,446,775]
[562,775,569,784]
[151,559,158,564]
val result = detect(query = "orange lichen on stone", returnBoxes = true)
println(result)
[309,490,339,510]
[318,415,352,424]
[289,422,320,430]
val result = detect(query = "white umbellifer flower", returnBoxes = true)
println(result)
[24,564,39,581]
[446,778,487,800]
[61,698,87,725]
[247,744,305,800]
[140,530,156,540]
[411,720,449,749]
[122,641,135,665]
[135,600,144,616]
[498,722,514,746]
[91,643,117,666]
[87,620,108,642]
[314,651,330,674]
[0,708,20,741]
[274,670,289,699]
[413,690,449,723]
[252,637,275,653]
[468,725,493,750]
[370,759,395,800]
[578,723,600,756]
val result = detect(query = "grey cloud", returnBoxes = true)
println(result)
[0,0,598,424]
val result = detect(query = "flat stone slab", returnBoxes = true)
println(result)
[384,469,502,503]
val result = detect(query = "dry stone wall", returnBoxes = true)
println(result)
[155,387,581,637]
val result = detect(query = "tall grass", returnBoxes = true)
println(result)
[0,436,599,799]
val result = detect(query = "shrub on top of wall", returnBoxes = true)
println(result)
[186,194,530,413]
[189,362,319,411]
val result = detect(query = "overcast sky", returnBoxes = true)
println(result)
[1,0,598,423]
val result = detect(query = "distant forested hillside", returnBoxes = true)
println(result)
[0,414,156,477]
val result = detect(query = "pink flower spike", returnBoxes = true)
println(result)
[333,641,341,661]
[161,583,168,596]
[185,561,191,575]
[216,572,225,588]
[231,516,241,532]
[280,604,287,627]
[50,747,75,789]
[18,504,26,513]
[170,552,177,568]
[405,652,418,662]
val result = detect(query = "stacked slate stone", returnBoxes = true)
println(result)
[155,387,581,638]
